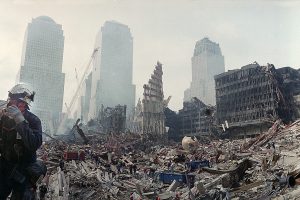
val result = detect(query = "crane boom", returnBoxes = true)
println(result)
[68,48,98,114]
[56,48,99,135]
[75,67,80,88]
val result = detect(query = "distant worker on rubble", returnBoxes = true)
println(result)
[0,83,46,199]
[59,158,65,171]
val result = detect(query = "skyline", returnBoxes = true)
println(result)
[0,0,299,111]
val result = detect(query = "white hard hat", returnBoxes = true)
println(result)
[8,83,35,105]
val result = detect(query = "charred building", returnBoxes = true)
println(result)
[276,67,300,119]
[99,105,127,134]
[215,63,300,138]
[178,97,213,137]
[164,107,180,141]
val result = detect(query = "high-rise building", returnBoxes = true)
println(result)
[74,71,93,122]
[184,37,225,105]
[82,72,92,122]
[17,16,65,131]
[89,21,136,119]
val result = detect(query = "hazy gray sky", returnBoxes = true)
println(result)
[0,0,299,111]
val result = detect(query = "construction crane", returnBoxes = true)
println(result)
[56,48,99,135]
[65,102,71,115]
[75,67,80,87]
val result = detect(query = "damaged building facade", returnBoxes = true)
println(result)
[215,63,300,138]
[178,97,213,137]
[98,105,127,134]
[129,62,166,136]
[276,67,300,118]
[164,107,180,141]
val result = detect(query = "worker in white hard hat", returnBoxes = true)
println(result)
[0,83,46,200]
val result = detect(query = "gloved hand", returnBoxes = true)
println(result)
[0,109,4,119]
[0,101,7,119]
[5,105,25,124]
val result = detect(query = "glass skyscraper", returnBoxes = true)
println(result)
[17,16,65,132]
[89,21,136,119]
[184,37,225,105]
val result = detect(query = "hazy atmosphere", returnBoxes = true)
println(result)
[0,0,299,111]
[1,1,300,199]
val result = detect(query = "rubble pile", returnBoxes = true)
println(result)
[40,119,300,200]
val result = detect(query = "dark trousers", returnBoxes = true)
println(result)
[0,159,35,200]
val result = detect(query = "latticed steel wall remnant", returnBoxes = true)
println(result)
[129,62,166,135]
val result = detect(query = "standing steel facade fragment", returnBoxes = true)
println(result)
[129,62,166,135]
[142,62,165,135]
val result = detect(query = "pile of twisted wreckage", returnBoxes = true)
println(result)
[37,119,300,200]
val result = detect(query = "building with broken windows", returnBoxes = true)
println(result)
[178,97,213,137]
[215,63,300,138]
[276,67,300,119]
[129,62,166,136]
[184,37,225,105]
[98,105,127,134]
